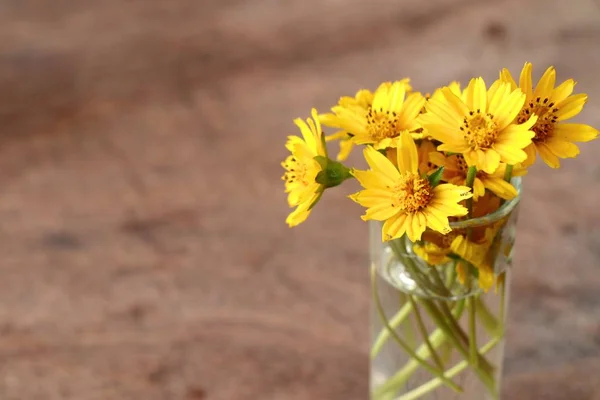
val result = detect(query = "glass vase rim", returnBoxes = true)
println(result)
[448,177,522,230]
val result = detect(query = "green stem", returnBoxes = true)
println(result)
[371,301,413,359]
[373,299,466,397]
[408,296,445,371]
[465,165,477,218]
[396,337,502,400]
[469,296,479,366]
[503,164,514,182]
[371,266,463,393]
[464,165,479,366]
[476,296,501,337]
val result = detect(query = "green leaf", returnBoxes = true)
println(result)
[427,166,445,187]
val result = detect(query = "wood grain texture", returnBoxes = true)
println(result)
[0,0,599,399]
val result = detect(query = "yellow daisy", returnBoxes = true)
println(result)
[320,88,376,161]
[451,232,496,292]
[420,77,537,174]
[323,80,425,151]
[282,109,327,227]
[500,62,599,168]
[428,152,526,200]
[349,131,473,242]
[320,80,414,161]
[414,242,452,265]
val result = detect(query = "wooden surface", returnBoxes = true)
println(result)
[1,0,600,399]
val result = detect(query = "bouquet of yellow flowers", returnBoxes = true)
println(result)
[282,63,597,400]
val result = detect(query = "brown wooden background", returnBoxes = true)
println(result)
[0,0,600,399]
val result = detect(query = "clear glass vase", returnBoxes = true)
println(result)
[369,179,521,400]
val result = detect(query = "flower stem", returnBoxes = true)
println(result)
[464,165,480,366]
[408,296,445,371]
[503,164,514,182]
[371,301,413,359]
[371,266,464,393]
[396,337,502,400]
[373,299,466,397]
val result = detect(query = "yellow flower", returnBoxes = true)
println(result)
[282,109,327,227]
[420,82,461,139]
[420,77,537,174]
[417,139,439,175]
[428,152,525,200]
[349,131,473,242]
[500,62,599,168]
[450,234,495,292]
[324,80,425,151]
[320,88,376,161]
[414,242,452,265]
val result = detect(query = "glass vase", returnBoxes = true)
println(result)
[369,179,521,400]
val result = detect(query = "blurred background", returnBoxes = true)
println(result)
[0,0,599,399]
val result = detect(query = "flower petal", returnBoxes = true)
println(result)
[555,94,588,121]
[383,213,408,241]
[536,143,561,168]
[464,77,487,111]
[533,66,556,100]
[364,146,401,181]
[551,79,576,104]
[396,131,419,174]
[518,62,533,100]
[553,123,599,142]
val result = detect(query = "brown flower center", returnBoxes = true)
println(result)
[516,96,559,143]
[391,173,433,213]
[282,156,309,186]
[461,110,498,148]
[366,107,401,141]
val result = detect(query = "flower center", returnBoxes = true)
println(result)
[366,107,401,141]
[391,173,433,213]
[282,156,309,186]
[461,110,498,149]
[516,96,559,143]
[453,154,469,174]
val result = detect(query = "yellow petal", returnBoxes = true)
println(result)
[478,264,495,292]
[551,79,576,104]
[493,88,526,130]
[521,143,537,167]
[423,207,451,233]
[361,203,400,221]
[479,149,501,174]
[536,143,561,168]
[487,81,511,117]
[397,131,419,174]
[464,77,487,111]
[544,138,580,159]
[473,177,486,200]
[442,87,471,117]
[555,94,587,121]
[499,67,517,90]
[293,118,317,151]
[399,92,426,125]
[337,138,354,161]
[553,123,599,142]
[388,81,407,114]
[482,177,518,200]
[411,211,427,241]
[351,169,392,189]
[533,66,556,100]
[382,213,408,241]
[364,146,401,181]
[424,97,462,126]
[372,83,390,112]
[518,62,533,100]
[493,143,528,165]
